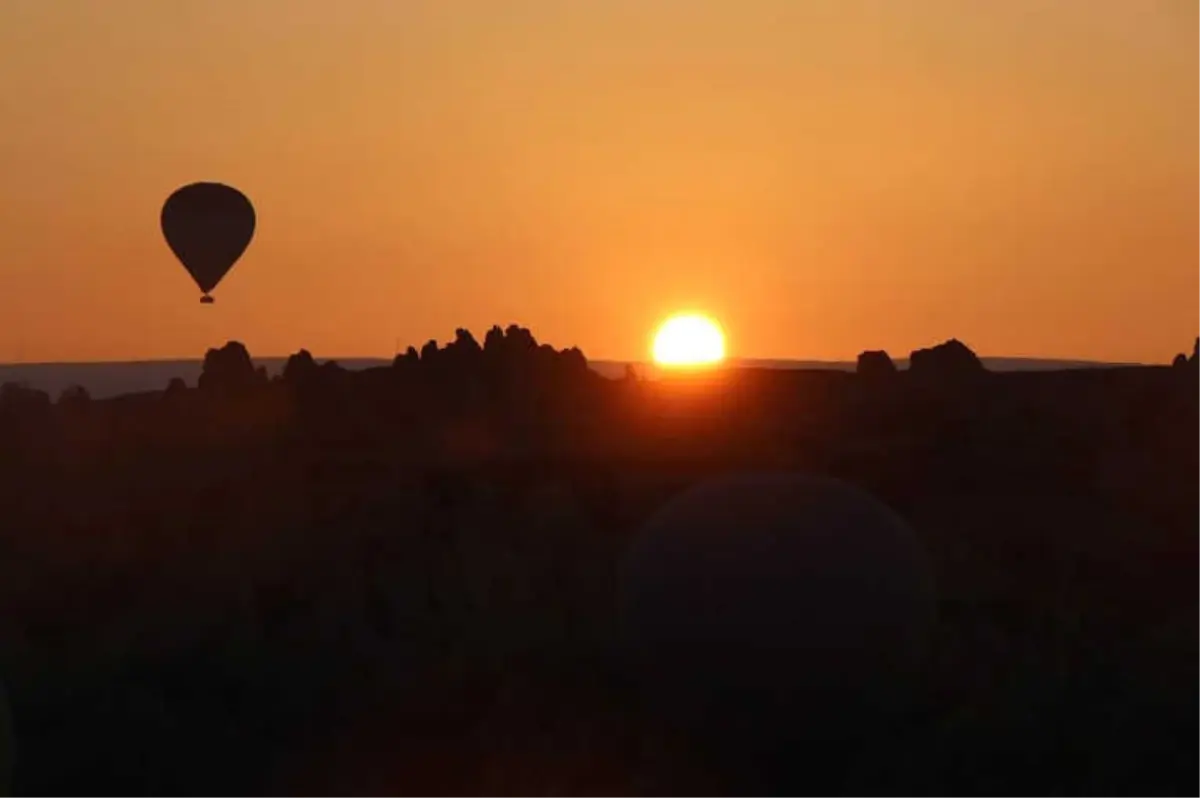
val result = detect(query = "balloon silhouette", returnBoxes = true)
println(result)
[161,182,256,304]
[618,471,936,768]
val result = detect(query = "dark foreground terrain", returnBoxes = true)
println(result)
[0,327,1196,795]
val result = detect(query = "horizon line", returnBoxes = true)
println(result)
[0,353,1154,369]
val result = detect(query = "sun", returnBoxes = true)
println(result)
[651,313,727,368]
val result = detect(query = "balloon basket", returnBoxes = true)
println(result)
[200,295,214,305]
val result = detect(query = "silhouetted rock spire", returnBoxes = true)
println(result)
[450,328,482,356]
[393,346,420,371]
[561,346,588,374]
[164,376,188,400]
[484,325,506,354]
[857,350,897,379]
[1173,337,1198,371]
[198,341,266,394]
[283,349,319,384]
[909,339,985,379]
[423,340,441,360]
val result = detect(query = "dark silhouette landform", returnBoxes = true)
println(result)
[0,326,1196,795]
[0,354,1150,403]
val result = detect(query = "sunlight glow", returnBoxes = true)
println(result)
[651,314,727,368]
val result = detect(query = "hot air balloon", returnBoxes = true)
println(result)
[161,182,256,304]
[617,472,936,787]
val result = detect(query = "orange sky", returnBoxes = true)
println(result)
[0,0,1196,364]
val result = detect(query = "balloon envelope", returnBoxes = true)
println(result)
[618,472,936,743]
[161,182,255,299]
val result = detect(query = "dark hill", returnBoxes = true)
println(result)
[0,328,1194,796]
[0,355,1142,401]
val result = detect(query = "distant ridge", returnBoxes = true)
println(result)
[0,355,1147,400]
[592,357,1144,379]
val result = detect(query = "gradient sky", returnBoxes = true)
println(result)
[1,0,1196,363]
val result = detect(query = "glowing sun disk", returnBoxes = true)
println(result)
[652,314,726,367]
